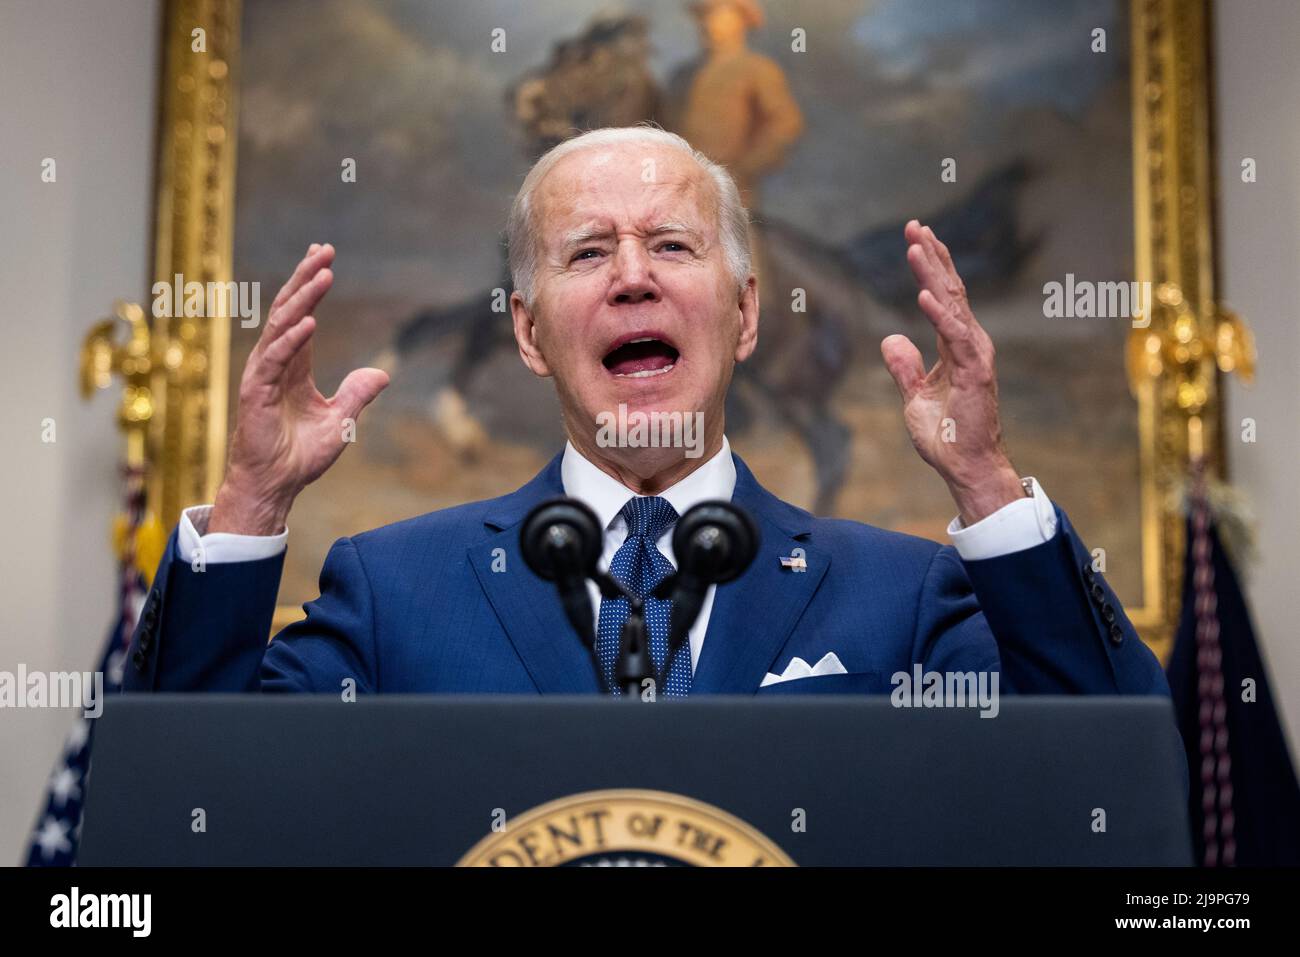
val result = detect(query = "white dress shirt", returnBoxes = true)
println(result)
[177,436,1058,675]
[559,435,737,673]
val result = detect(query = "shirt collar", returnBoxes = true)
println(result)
[560,435,737,531]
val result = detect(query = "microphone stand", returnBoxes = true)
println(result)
[596,567,711,700]
[651,571,691,693]
[592,570,656,699]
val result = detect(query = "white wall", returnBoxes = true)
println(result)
[0,0,160,864]
[1214,0,1300,762]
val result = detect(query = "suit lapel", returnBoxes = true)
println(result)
[468,453,601,694]
[690,455,829,694]
[468,449,828,696]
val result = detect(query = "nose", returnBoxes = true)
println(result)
[607,240,660,305]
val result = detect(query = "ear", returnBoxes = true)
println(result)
[510,291,552,378]
[734,274,759,363]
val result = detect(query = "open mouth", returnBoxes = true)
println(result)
[602,335,680,379]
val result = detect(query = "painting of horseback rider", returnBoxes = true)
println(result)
[230,0,1139,612]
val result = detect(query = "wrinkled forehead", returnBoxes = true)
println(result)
[534,146,719,249]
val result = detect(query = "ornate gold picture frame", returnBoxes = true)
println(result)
[106,0,1239,661]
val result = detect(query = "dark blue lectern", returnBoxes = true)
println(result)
[78,695,1191,866]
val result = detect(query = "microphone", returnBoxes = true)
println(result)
[519,498,603,651]
[656,501,759,660]
[519,497,660,698]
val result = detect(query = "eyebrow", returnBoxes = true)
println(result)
[559,221,704,253]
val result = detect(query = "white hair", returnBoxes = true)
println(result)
[505,125,752,307]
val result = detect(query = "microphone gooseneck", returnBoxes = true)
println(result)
[655,501,759,682]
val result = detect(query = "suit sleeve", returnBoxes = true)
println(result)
[258,537,380,694]
[912,505,1170,695]
[122,529,379,694]
[121,527,284,692]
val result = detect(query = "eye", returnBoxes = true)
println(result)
[571,248,602,262]
[658,241,689,253]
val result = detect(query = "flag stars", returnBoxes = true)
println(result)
[48,764,82,807]
[65,718,90,752]
[32,816,73,861]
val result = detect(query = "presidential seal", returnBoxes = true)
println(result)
[456,789,795,867]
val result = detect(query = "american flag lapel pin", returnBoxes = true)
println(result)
[779,554,807,571]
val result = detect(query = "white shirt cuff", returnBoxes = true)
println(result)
[175,504,288,565]
[946,476,1058,561]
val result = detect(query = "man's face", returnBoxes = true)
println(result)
[511,143,757,465]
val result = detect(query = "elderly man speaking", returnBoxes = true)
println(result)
[124,126,1166,699]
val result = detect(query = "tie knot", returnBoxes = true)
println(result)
[620,495,678,541]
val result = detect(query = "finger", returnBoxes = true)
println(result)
[906,242,951,312]
[331,367,391,422]
[270,243,335,314]
[918,289,981,365]
[881,333,926,403]
[921,226,967,311]
[914,223,946,277]
[264,267,333,346]
[910,224,952,301]
[906,220,942,289]
[252,314,316,385]
[923,225,958,278]
[924,225,988,342]
[905,240,938,290]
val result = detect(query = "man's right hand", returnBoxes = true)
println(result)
[208,244,390,536]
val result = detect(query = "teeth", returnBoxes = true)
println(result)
[615,363,674,379]
[627,337,655,344]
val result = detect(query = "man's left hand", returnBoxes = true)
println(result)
[882,220,1025,527]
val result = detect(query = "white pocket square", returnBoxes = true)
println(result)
[760,652,848,687]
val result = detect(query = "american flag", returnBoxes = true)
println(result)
[24,465,148,866]
[1167,460,1300,865]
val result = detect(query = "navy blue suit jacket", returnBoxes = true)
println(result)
[122,452,1170,697]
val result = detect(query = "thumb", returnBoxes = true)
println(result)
[881,334,924,403]
[332,367,390,422]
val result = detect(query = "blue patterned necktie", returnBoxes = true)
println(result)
[596,495,691,697]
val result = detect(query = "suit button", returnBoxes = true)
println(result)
[1082,562,1096,583]
[1090,582,1105,604]
[139,630,153,652]
[1101,602,1116,624]
[132,650,145,671]
[1108,623,1124,646]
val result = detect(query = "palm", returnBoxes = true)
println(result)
[902,360,954,465]
[270,341,350,485]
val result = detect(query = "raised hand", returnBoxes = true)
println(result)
[881,220,1024,526]
[208,244,390,535]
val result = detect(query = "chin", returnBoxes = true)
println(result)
[586,377,711,461]
[601,378,701,416]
